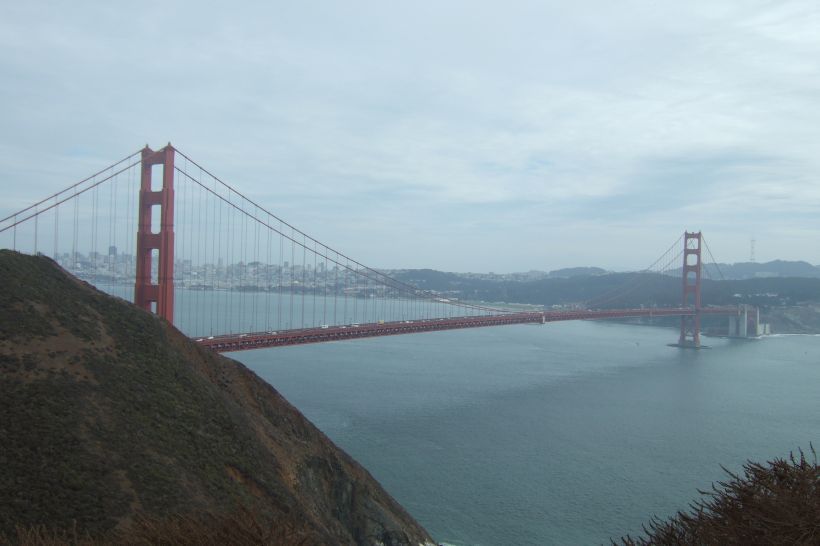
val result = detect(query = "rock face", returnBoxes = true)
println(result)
[0,251,435,545]
[763,305,820,334]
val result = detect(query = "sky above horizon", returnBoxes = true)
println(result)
[1,1,818,272]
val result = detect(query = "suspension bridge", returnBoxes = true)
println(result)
[1,144,747,352]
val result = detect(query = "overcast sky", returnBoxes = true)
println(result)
[1,1,818,272]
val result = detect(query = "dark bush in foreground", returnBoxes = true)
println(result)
[617,447,820,545]
[0,508,317,545]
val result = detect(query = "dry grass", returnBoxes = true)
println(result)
[617,446,820,545]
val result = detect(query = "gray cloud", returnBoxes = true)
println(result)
[1,0,818,271]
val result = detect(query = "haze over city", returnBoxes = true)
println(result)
[1,1,818,272]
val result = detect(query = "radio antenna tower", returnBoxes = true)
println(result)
[750,238,756,263]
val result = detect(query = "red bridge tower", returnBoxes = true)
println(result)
[134,145,175,324]
[678,231,702,347]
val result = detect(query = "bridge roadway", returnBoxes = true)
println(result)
[196,306,740,352]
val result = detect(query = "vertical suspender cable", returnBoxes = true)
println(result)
[210,172,218,335]
[313,240,317,327]
[216,174,223,335]
[352,262,357,324]
[198,167,206,336]
[278,220,283,331]
[109,171,116,292]
[34,206,39,254]
[254,207,260,331]
[234,195,241,333]
[126,164,133,296]
[178,164,186,333]
[266,217,272,332]
[226,189,233,334]
[191,166,199,334]
[204,171,213,334]
[301,233,306,329]
[226,189,232,334]
[93,185,99,273]
[323,245,328,326]
[239,190,246,332]
[290,227,295,329]
[53,196,59,260]
[72,195,78,269]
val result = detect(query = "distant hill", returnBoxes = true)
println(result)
[393,260,820,301]
[0,251,434,545]
[706,260,820,279]
[392,268,820,320]
[547,266,607,278]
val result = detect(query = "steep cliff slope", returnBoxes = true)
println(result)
[0,250,434,546]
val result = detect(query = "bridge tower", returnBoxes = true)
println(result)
[678,231,702,347]
[134,145,175,324]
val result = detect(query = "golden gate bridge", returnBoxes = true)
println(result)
[1,144,747,351]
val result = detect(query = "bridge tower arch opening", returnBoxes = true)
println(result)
[134,145,175,324]
[678,231,702,347]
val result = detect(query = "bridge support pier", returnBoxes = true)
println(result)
[728,307,748,338]
[676,231,702,348]
[134,145,175,324]
[728,305,769,338]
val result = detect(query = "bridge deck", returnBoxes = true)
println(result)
[196,307,740,352]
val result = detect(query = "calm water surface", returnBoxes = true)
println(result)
[233,322,818,545]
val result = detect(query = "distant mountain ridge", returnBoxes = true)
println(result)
[391,260,819,285]
[391,265,820,312]
[704,260,820,279]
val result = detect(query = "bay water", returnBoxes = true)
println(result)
[232,322,820,545]
[96,286,819,544]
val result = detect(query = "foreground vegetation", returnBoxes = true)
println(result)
[4,448,817,545]
[1,508,312,546]
[618,447,820,545]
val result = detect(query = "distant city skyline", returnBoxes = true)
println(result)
[56,248,820,283]
[1,1,818,272]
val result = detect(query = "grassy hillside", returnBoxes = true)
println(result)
[0,250,434,546]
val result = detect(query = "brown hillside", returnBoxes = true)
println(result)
[0,250,435,546]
